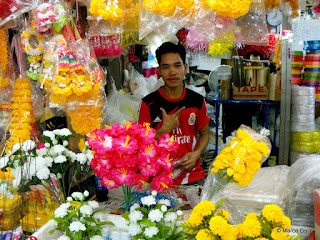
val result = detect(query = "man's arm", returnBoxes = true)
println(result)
[180,123,209,170]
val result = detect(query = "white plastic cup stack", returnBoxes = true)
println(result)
[291,85,316,132]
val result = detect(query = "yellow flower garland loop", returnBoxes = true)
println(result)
[205,0,251,19]
[143,0,178,17]
[21,28,46,56]
[89,0,139,25]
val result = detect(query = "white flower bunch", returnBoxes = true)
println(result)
[0,128,94,200]
[50,191,113,240]
[123,192,184,240]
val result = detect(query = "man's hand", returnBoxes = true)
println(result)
[180,151,201,170]
[156,107,185,137]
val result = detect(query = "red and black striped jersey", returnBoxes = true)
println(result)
[138,87,210,185]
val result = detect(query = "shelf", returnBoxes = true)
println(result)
[208,98,280,104]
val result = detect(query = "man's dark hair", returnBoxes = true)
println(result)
[156,42,186,64]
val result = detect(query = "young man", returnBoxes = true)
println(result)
[138,42,210,185]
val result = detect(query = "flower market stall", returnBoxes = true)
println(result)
[0,0,319,239]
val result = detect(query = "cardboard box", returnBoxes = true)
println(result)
[232,85,268,100]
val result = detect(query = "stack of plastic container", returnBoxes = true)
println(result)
[303,40,320,102]
[291,51,303,84]
[291,85,316,132]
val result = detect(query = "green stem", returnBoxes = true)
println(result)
[208,175,229,201]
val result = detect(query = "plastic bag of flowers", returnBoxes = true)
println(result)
[183,199,303,240]
[201,124,271,201]
[49,190,114,240]
[122,191,185,240]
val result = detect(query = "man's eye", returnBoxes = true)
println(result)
[176,64,181,68]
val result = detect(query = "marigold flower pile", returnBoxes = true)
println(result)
[183,201,301,240]
[87,121,178,193]
[208,31,235,57]
[211,128,270,187]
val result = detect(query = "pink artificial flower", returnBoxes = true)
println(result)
[139,158,160,177]
[157,154,173,173]
[112,167,137,186]
[90,157,104,174]
[101,175,119,189]
[97,154,114,170]
[113,135,138,155]
[150,172,173,192]
[140,144,158,160]
[135,174,149,191]
[113,154,137,168]
[36,143,45,150]
[158,133,179,152]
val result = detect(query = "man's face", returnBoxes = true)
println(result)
[158,53,187,89]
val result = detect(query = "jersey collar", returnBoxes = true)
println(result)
[159,87,186,102]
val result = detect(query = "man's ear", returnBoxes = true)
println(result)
[184,63,188,74]
[158,67,161,76]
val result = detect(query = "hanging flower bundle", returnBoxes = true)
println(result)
[89,0,139,25]
[208,30,235,57]
[204,0,251,19]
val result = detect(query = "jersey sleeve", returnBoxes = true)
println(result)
[138,100,151,125]
[196,99,210,131]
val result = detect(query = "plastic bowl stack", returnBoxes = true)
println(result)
[291,85,316,132]
[303,40,320,102]
[292,51,303,85]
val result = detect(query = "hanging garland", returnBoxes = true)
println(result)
[208,31,235,57]
[21,22,46,80]
[205,0,251,19]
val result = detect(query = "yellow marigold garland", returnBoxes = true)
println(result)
[265,0,280,10]
[6,78,34,153]
[143,0,178,17]
[0,30,9,88]
[89,0,139,24]
[205,0,251,19]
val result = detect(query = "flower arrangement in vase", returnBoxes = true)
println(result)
[87,121,179,211]
[0,128,93,204]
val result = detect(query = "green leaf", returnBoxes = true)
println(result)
[18,177,41,193]
[136,207,149,214]
[139,218,156,227]
[99,221,114,226]
[122,212,130,221]
[48,229,55,235]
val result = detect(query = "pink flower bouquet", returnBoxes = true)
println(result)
[87,121,179,210]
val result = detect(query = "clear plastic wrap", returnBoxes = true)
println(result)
[204,166,289,225]
[89,35,123,58]
[88,0,139,34]
[291,85,316,132]
[0,0,37,27]
[105,81,141,124]
[235,0,269,45]
[201,125,271,202]
[43,26,105,111]
[127,65,158,97]
[286,154,320,227]
[139,0,203,40]
[265,0,281,14]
